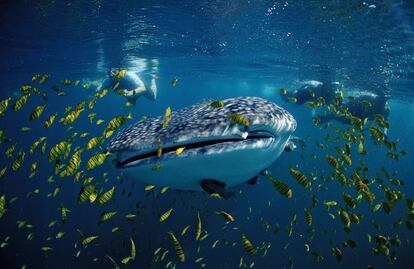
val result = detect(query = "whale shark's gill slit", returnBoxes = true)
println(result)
[115,131,274,168]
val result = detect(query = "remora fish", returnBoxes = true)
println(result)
[108,97,297,197]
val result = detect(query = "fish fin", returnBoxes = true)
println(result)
[260,169,270,176]
[126,96,138,105]
[285,136,306,152]
[200,179,233,198]
[284,141,296,152]
[246,176,258,185]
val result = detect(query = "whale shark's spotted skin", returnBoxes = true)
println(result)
[108,96,297,193]
[109,97,296,156]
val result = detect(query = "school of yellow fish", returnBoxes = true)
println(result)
[0,75,412,269]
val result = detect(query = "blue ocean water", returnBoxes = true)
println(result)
[0,1,413,268]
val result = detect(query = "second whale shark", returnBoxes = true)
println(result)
[108,96,297,197]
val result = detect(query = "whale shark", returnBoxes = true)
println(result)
[108,96,297,197]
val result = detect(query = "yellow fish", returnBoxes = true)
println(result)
[0,97,12,116]
[144,185,155,191]
[48,141,69,162]
[12,151,25,172]
[228,113,249,127]
[78,185,96,204]
[86,136,102,150]
[168,232,185,262]
[241,233,256,256]
[195,211,202,240]
[82,235,98,245]
[59,206,70,223]
[44,113,57,128]
[289,168,311,189]
[172,78,178,87]
[162,107,172,128]
[62,79,72,86]
[0,194,6,218]
[175,147,185,155]
[106,113,133,132]
[210,100,224,108]
[268,176,293,198]
[29,104,46,121]
[86,152,110,170]
[13,94,30,111]
[98,186,115,205]
[60,150,82,177]
[156,138,162,157]
[160,208,173,222]
[100,211,117,222]
[216,211,235,222]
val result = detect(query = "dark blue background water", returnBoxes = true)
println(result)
[0,1,413,268]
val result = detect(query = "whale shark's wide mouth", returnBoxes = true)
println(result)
[114,130,275,168]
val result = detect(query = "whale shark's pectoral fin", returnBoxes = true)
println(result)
[200,179,234,198]
[246,176,258,185]
[284,136,306,152]
[126,95,138,106]
[284,141,296,152]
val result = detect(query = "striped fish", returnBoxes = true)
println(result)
[29,137,47,154]
[269,177,293,198]
[304,208,313,226]
[13,94,30,111]
[195,211,201,240]
[60,150,82,177]
[82,235,98,245]
[29,104,46,121]
[78,185,96,204]
[105,113,132,132]
[339,209,351,227]
[86,152,110,170]
[98,186,115,205]
[289,168,311,189]
[100,211,117,222]
[0,97,11,116]
[86,136,102,150]
[160,208,173,222]
[241,234,256,256]
[59,206,70,223]
[44,113,57,128]
[12,151,25,172]
[326,155,338,168]
[48,141,69,162]
[343,193,357,209]
[168,232,185,262]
